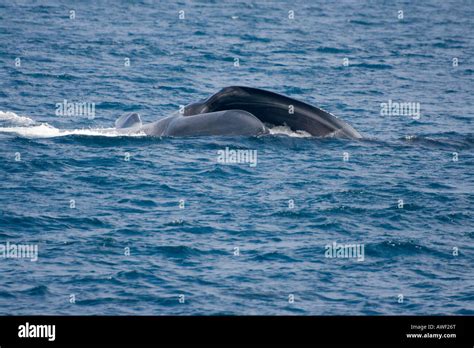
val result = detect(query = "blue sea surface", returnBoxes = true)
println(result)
[0,0,473,315]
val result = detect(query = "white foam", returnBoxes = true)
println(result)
[0,124,147,138]
[267,124,312,138]
[0,111,146,138]
[0,111,35,126]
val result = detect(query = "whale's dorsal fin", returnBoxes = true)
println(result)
[115,112,142,129]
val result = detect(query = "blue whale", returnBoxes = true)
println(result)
[114,86,362,138]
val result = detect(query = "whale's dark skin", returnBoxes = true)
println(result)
[141,109,267,136]
[114,86,362,138]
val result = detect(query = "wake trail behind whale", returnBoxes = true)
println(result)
[0,111,145,138]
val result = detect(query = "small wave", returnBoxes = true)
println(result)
[251,251,298,262]
[268,209,313,218]
[115,270,151,280]
[267,124,311,138]
[0,290,15,299]
[353,63,392,70]
[0,111,35,126]
[365,240,446,258]
[152,245,203,258]
[400,133,474,150]
[20,285,49,296]
[316,46,352,54]
[348,19,375,26]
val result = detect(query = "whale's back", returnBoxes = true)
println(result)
[184,86,362,139]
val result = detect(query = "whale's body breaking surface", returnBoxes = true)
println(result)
[115,86,362,138]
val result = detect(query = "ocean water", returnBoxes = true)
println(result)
[0,0,473,315]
